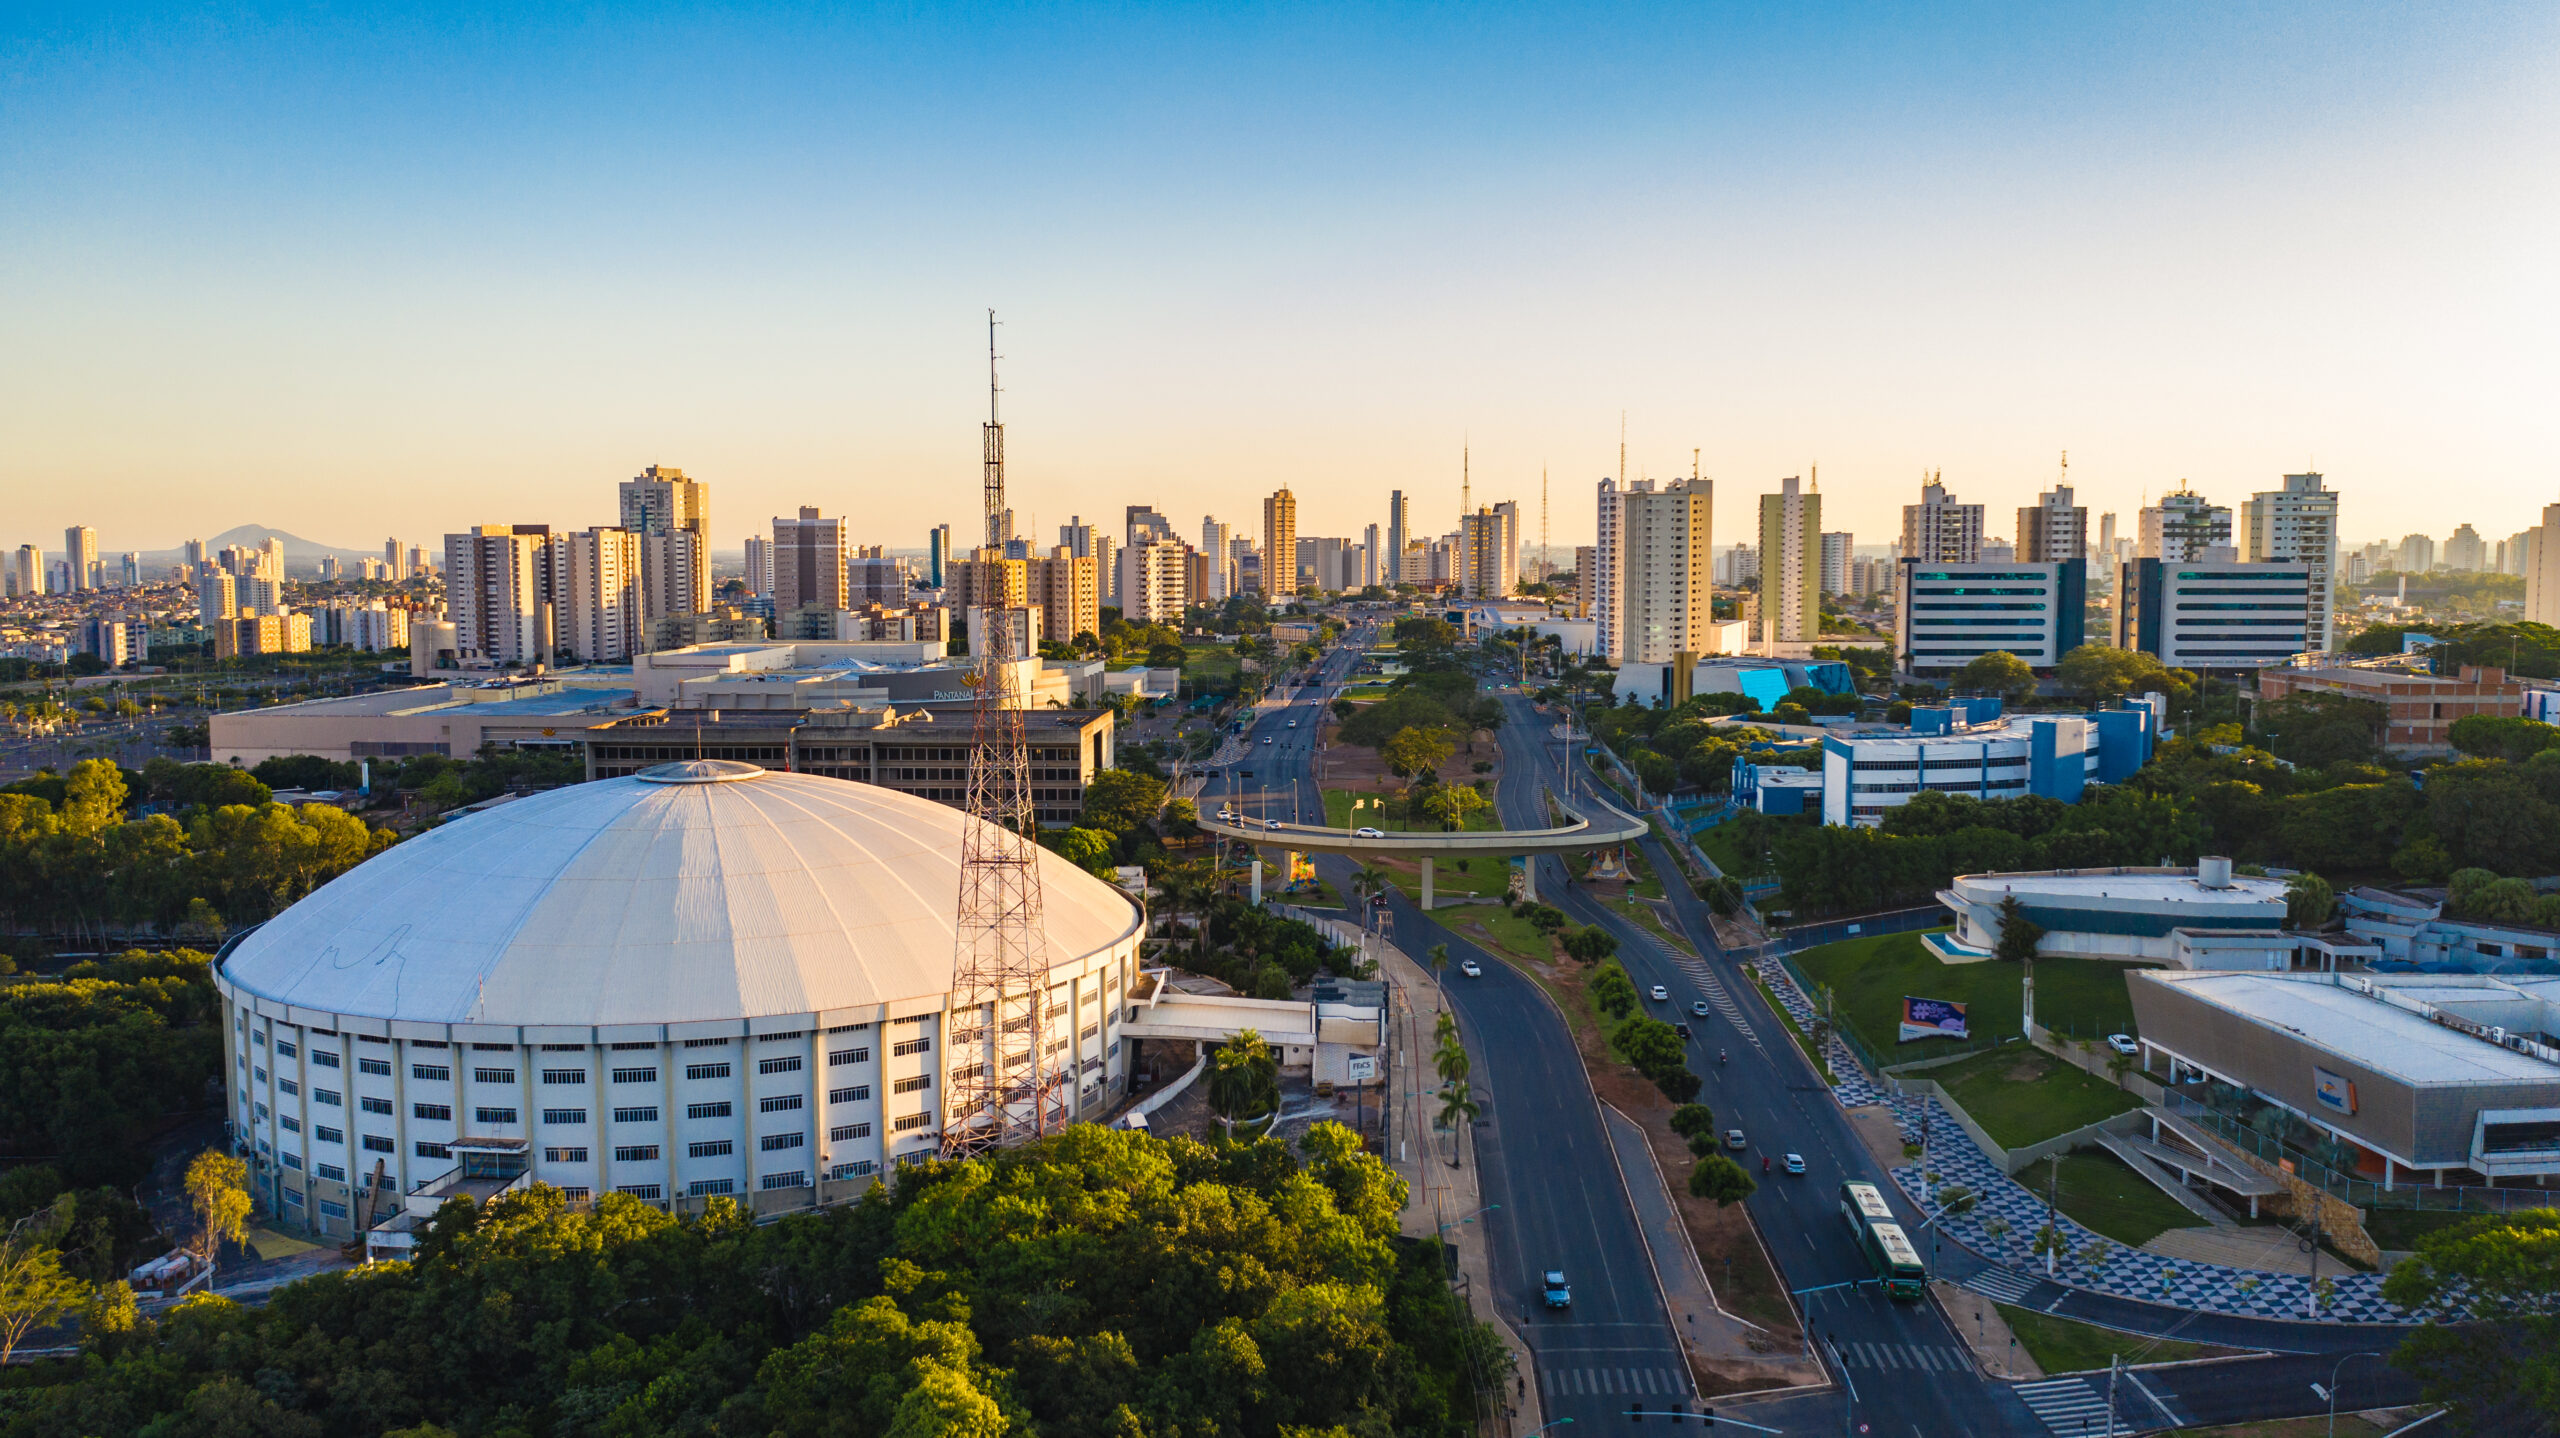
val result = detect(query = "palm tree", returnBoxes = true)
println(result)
[1435,1083,1482,1166]
[1207,1030,1279,1136]
[1428,942,1451,988]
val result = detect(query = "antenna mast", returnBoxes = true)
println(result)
[1462,442,1471,516]
[945,310,1058,1160]
[983,311,1006,548]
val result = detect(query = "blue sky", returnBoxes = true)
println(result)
[4,2,2554,555]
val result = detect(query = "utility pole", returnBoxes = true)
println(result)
[2104,1353,2120,1437]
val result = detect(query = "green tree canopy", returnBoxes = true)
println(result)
[1079,768,1169,835]
[1951,651,2035,701]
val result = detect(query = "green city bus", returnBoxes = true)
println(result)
[1838,1181,1927,1299]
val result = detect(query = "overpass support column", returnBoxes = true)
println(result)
[1251,858,1263,905]
[1420,856,1433,911]
[1519,854,1537,904]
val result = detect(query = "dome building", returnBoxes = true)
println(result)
[214,760,1143,1242]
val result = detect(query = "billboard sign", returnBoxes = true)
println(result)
[2313,1066,2359,1115]
[1898,996,1969,1043]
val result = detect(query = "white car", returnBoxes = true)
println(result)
[1460,959,1483,978]
[1649,985,1669,1002]
[1216,808,1234,821]
[1288,719,1298,728]
[1263,819,1283,831]
[1355,826,1385,838]
[2106,1033,2141,1056]
[1261,737,1274,745]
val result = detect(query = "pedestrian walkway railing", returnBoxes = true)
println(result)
[2161,1090,2560,1215]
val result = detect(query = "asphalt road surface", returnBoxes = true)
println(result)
[1217,636,2431,1435]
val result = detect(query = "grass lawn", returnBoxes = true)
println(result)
[1455,907,1562,968]
[2018,1151,2203,1247]
[1993,1304,2237,1375]
[1790,930,2149,1060]
[2363,1206,2504,1252]
[1321,788,1502,833]
[1369,853,1514,904]
[1181,644,1241,682]
[1926,1045,2146,1151]
[1340,684,1394,700]
[1696,819,1783,880]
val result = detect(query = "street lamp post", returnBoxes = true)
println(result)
[2314,1351,2383,1438]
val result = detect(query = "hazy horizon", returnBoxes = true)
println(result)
[6,3,2555,557]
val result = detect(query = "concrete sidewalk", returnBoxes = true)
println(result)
[1375,924,1544,1438]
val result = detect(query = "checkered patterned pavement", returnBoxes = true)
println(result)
[1751,957,2438,1325]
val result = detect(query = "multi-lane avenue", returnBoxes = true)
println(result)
[1209,628,2425,1435]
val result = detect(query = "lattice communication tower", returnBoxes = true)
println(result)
[942,310,1061,1158]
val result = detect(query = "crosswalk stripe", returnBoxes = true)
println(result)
[1965,1267,2038,1304]
[2014,1377,2118,1433]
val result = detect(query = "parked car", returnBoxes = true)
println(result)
[1460,959,1483,978]
[1649,985,1669,1002]
[2106,1033,2141,1056]
[1543,1270,1572,1308]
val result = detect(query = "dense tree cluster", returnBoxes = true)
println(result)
[0,1124,1506,1438]
[0,950,222,1189]
[0,760,393,939]
[2381,1209,2560,1433]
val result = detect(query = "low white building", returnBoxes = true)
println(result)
[1936,859,2297,969]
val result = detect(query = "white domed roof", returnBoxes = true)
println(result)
[221,766,1140,1028]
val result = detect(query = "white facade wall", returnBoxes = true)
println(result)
[217,948,1137,1238]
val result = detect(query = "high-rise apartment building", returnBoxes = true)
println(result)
[384,538,404,580]
[197,570,238,622]
[1361,524,1382,589]
[1126,506,1177,546]
[849,547,913,607]
[1758,475,1821,648]
[2097,512,2118,558]
[772,508,848,613]
[620,465,708,539]
[743,536,774,597]
[1032,547,1100,645]
[64,526,98,592]
[182,539,206,570]
[1260,489,1298,598]
[11,546,37,599]
[2527,503,2560,626]
[1615,479,1713,664]
[444,524,555,665]
[617,465,712,619]
[1386,491,1410,590]
[927,524,953,589]
[2444,524,2486,573]
[2019,486,2088,564]
[1593,478,1628,661]
[1818,532,1854,595]
[2140,486,2234,562]
[1117,538,1191,623]
[1457,508,1516,600]
[946,548,1028,618]
[408,546,427,579]
[2241,472,2341,651]
[1572,544,1597,618]
[2499,531,2533,578]
[2397,534,2436,575]
[1979,538,2017,564]
[1901,479,1982,564]
[556,527,644,663]
[1200,518,1233,602]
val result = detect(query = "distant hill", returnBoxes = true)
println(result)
[201,524,381,561]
